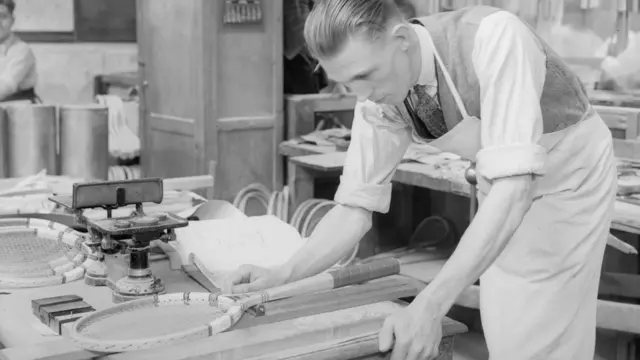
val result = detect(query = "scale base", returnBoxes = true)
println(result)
[84,261,109,287]
[111,274,166,303]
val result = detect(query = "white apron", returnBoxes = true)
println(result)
[424,44,617,360]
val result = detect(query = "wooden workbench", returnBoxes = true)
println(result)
[280,140,640,235]
[0,256,467,359]
[0,259,206,350]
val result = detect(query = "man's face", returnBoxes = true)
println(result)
[0,5,14,41]
[319,28,415,105]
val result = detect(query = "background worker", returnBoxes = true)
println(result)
[0,0,38,103]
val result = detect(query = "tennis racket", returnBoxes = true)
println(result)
[0,218,95,288]
[69,257,401,353]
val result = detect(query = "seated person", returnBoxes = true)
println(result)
[0,0,38,103]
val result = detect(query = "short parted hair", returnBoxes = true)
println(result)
[0,0,14,14]
[304,0,404,59]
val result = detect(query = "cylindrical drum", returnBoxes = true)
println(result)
[58,104,109,181]
[6,104,58,177]
[0,107,7,178]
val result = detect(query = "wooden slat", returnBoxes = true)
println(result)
[163,175,214,192]
[104,302,407,360]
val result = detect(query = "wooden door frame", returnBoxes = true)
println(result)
[136,0,212,178]
[201,1,219,177]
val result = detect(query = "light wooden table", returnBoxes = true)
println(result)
[280,140,640,236]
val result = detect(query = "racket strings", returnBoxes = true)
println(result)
[0,233,72,264]
[0,219,92,288]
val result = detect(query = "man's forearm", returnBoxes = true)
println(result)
[418,175,534,315]
[280,204,372,282]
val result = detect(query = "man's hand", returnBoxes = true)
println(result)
[229,264,291,293]
[378,297,444,360]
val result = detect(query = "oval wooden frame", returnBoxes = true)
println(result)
[70,292,235,353]
[0,217,97,288]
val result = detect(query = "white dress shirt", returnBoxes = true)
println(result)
[334,11,548,213]
[0,34,37,94]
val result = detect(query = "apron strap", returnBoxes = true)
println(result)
[429,41,470,119]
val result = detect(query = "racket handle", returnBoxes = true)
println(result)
[255,258,401,306]
[328,257,401,288]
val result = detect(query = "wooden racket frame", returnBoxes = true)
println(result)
[69,258,401,353]
[0,218,96,288]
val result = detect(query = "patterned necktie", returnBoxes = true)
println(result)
[404,84,448,139]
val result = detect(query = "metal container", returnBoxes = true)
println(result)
[58,104,109,180]
[0,107,7,178]
[6,104,58,177]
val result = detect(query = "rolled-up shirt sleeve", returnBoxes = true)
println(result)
[472,11,547,181]
[334,100,412,213]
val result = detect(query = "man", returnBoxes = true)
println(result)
[0,0,38,103]
[231,1,617,359]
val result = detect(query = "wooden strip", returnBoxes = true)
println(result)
[164,175,214,193]
[104,302,404,360]
[248,277,413,315]
[611,221,640,235]
[239,333,457,360]
[236,282,419,329]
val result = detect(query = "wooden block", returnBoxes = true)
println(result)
[31,295,82,318]
[39,301,94,328]
[51,313,85,336]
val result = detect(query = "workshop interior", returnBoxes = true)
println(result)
[0,0,640,359]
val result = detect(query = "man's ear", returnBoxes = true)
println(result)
[389,23,412,51]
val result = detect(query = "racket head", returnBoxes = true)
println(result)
[70,292,242,353]
[0,218,92,288]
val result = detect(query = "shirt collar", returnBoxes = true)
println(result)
[411,23,437,87]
